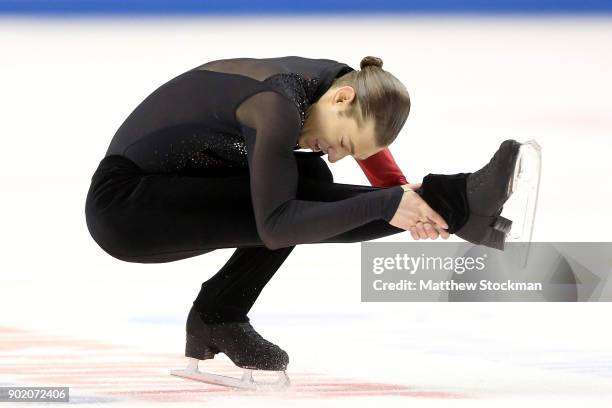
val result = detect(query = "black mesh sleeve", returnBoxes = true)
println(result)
[236,90,404,250]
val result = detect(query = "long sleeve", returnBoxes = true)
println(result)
[355,147,408,187]
[237,90,404,250]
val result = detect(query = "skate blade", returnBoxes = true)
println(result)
[504,139,542,242]
[170,358,290,391]
[508,140,542,196]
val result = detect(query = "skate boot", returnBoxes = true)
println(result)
[415,139,541,250]
[170,305,290,390]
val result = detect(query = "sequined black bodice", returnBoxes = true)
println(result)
[116,72,322,174]
[263,72,321,129]
[161,72,322,173]
[150,125,251,173]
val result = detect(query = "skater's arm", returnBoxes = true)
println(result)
[354,147,408,187]
[236,91,405,250]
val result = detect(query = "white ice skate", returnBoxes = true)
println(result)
[170,358,290,391]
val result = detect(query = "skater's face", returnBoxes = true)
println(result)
[301,85,383,164]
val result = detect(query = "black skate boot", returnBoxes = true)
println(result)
[170,305,290,390]
[415,139,528,250]
[185,305,289,371]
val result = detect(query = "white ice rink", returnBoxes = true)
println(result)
[1,15,612,406]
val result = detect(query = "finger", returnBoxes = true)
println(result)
[407,182,422,190]
[416,222,428,239]
[436,226,450,239]
[429,223,449,239]
[425,211,449,230]
[424,222,439,239]
[409,226,420,240]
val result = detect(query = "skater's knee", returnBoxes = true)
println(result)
[85,203,143,263]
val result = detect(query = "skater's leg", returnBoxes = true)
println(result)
[85,155,263,263]
[193,245,295,323]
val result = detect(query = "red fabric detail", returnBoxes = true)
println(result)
[355,147,408,187]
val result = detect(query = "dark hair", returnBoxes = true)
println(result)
[331,55,411,147]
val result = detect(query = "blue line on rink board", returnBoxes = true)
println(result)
[1,0,612,14]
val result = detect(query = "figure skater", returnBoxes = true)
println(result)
[85,55,527,389]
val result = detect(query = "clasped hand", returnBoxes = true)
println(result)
[388,183,450,240]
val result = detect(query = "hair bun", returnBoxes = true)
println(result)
[360,56,383,70]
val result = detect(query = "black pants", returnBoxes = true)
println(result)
[85,153,405,323]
